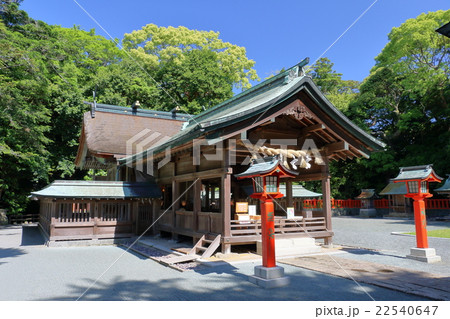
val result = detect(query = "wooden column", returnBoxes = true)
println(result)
[133,201,139,235]
[172,180,179,240]
[222,173,232,254]
[193,179,201,233]
[151,199,159,235]
[50,200,57,241]
[221,139,232,254]
[321,158,332,246]
[93,200,99,238]
[286,180,293,209]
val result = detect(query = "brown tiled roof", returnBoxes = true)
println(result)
[75,104,189,167]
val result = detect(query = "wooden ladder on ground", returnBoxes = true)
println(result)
[160,234,221,266]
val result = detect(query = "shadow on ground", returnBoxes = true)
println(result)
[21,225,46,246]
[37,261,430,301]
[342,247,405,260]
[0,247,26,265]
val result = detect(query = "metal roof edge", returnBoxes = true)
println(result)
[86,102,191,121]
[186,58,310,126]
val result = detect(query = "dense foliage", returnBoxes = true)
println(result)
[0,1,258,213]
[0,2,448,213]
[308,10,450,198]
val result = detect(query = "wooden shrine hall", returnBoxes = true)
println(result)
[119,58,386,253]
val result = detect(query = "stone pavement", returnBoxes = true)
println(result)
[0,224,428,301]
[330,216,450,276]
[1,217,449,301]
[280,253,450,301]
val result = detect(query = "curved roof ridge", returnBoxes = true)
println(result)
[186,58,310,126]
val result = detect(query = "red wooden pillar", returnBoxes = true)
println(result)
[412,197,428,248]
[260,198,276,268]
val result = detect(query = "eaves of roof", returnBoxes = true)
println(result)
[31,180,161,199]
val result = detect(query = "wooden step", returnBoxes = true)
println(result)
[160,254,199,265]
[196,246,207,251]
[199,234,221,259]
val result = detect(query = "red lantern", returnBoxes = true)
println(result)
[236,156,297,269]
[392,165,442,263]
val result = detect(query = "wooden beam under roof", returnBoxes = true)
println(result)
[324,141,349,155]
[299,123,326,136]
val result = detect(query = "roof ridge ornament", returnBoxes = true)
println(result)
[282,104,312,120]
[283,66,299,84]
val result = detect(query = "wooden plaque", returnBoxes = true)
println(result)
[235,202,249,213]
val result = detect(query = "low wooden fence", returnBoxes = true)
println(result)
[8,214,40,224]
[425,199,450,210]
[37,199,152,242]
[301,198,449,210]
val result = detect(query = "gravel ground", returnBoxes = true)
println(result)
[0,224,428,301]
[330,217,450,276]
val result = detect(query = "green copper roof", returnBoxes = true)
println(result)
[31,180,161,199]
[435,176,450,194]
[92,103,191,121]
[391,165,442,181]
[279,184,322,198]
[379,182,407,195]
[119,58,385,167]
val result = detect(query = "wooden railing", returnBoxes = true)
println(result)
[8,214,40,224]
[301,198,449,210]
[332,199,361,208]
[302,199,362,209]
[57,202,91,222]
[374,199,390,208]
[230,217,327,237]
[425,199,450,209]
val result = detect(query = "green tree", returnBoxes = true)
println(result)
[0,2,123,213]
[154,49,234,114]
[123,24,259,113]
[0,17,51,212]
[344,10,450,197]
[309,58,360,112]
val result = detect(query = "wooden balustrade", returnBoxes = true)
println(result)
[301,198,449,210]
[230,217,327,237]
[8,213,40,224]
[374,199,390,209]
[425,199,450,209]
[41,200,135,241]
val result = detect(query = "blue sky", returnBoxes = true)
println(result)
[20,0,449,83]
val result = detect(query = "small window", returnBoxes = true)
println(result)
[421,181,427,194]
[407,181,419,193]
[254,177,264,193]
[266,176,278,193]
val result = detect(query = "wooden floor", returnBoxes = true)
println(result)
[280,255,450,301]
